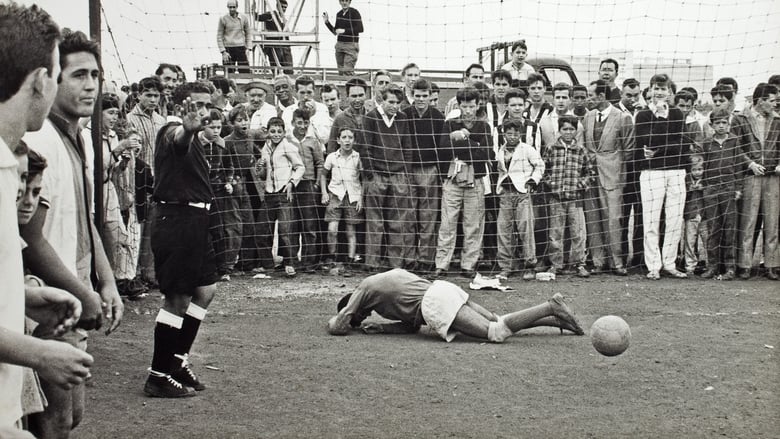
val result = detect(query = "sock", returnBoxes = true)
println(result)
[150,309,183,375]
[174,303,207,369]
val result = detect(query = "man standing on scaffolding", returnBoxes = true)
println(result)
[255,0,294,74]
[218,0,253,73]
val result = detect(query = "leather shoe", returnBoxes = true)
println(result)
[738,268,751,280]
[767,268,779,281]
[721,269,735,281]
[700,268,717,279]
[613,266,628,276]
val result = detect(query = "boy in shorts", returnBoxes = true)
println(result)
[322,127,363,268]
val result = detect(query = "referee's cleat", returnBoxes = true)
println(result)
[144,374,196,398]
[171,364,206,391]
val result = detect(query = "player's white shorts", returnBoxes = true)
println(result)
[421,280,469,342]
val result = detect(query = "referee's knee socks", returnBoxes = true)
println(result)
[175,303,207,366]
[151,309,183,375]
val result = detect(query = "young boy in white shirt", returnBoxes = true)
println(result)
[322,127,363,269]
[495,120,545,280]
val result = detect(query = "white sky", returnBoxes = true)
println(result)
[18,0,780,97]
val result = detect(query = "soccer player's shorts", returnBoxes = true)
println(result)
[151,203,218,296]
[324,192,363,225]
[421,280,469,342]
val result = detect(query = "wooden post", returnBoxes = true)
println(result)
[89,0,104,230]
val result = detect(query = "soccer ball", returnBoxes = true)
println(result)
[590,315,631,356]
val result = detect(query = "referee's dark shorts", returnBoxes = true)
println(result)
[151,201,218,296]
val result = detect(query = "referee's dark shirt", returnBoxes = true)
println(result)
[153,122,214,204]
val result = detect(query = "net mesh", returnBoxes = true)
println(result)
[81,0,779,286]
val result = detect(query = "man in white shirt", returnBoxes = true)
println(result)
[281,75,331,142]
[500,40,535,82]
[0,5,93,434]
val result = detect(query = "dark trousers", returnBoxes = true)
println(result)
[262,45,293,74]
[294,180,321,269]
[257,191,297,267]
[704,188,738,271]
[225,46,250,73]
[621,179,644,266]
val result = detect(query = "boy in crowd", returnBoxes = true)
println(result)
[539,83,577,152]
[699,109,744,279]
[402,79,446,272]
[543,116,591,277]
[321,83,342,128]
[201,110,239,282]
[287,108,326,273]
[598,58,622,104]
[444,63,486,117]
[429,82,441,110]
[360,85,414,270]
[281,75,331,141]
[634,73,689,280]
[731,83,779,280]
[571,84,589,121]
[400,63,421,108]
[328,77,369,154]
[674,90,706,153]
[495,119,545,280]
[322,127,363,268]
[433,86,493,278]
[323,0,364,76]
[682,155,708,276]
[582,79,634,275]
[710,85,735,120]
[489,70,514,138]
[256,117,305,277]
[127,76,166,289]
[524,73,553,126]
[502,88,546,269]
[501,40,535,82]
[224,105,263,273]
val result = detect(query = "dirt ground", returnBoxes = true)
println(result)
[75,271,779,439]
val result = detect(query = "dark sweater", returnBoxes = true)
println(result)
[361,109,412,175]
[438,119,493,178]
[325,7,363,43]
[402,106,445,167]
[634,107,688,171]
[153,123,214,204]
[702,135,745,190]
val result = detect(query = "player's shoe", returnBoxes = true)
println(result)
[548,293,584,335]
[144,374,196,398]
[170,354,206,391]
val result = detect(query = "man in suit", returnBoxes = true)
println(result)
[582,80,635,275]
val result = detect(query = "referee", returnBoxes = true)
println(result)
[144,82,219,398]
